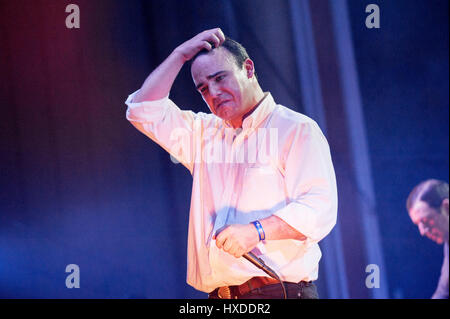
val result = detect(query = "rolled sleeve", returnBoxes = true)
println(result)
[125,90,170,124]
[125,90,197,172]
[273,121,338,243]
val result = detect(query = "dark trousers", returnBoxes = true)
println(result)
[209,281,319,299]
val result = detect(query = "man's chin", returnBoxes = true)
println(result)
[215,109,234,121]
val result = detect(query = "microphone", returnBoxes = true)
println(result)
[242,252,287,299]
[243,252,279,280]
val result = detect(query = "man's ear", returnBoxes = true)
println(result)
[441,198,449,216]
[243,58,255,79]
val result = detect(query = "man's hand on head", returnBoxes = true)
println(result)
[174,28,226,62]
[213,224,260,258]
[131,28,225,103]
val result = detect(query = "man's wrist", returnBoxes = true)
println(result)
[251,220,266,241]
[171,47,189,64]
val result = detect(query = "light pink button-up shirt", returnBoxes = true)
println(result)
[125,91,337,293]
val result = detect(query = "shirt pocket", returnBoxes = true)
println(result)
[237,166,284,212]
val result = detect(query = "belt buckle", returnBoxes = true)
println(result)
[217,286,232,299]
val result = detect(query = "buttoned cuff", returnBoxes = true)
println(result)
[125,90,170,123]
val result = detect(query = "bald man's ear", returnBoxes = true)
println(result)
[243,58,255,79]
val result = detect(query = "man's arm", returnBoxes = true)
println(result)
[132,28,225,103]
[432,243,449,299]
[215,121,337,258]
[214,215,306,258]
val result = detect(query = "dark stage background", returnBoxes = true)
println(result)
[0,0,448,298]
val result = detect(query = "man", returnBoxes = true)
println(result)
[125,28,337,299]
[407,179,449,299]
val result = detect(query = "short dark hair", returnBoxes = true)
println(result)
[190,37,256,77]
[406,179,449,211]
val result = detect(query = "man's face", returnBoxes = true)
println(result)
[409,200,449,244]
[191,48,252,124]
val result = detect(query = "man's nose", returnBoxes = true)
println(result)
[209,83,221,98]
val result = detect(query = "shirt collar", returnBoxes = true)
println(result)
[223,92,275,130]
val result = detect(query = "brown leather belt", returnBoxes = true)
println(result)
[211,276,281,299]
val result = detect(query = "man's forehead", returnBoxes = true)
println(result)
[191,48,236,77]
